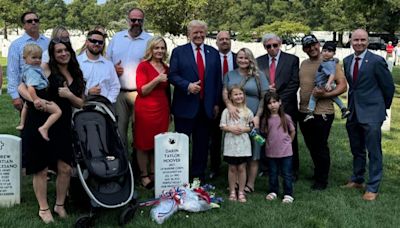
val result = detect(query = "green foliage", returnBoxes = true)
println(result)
[255,20,311,39]
[139,0,208,35]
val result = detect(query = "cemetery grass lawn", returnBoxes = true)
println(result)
[0,56,400,227]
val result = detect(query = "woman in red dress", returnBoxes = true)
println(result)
[135,36,170,189]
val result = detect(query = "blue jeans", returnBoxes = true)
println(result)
[308,83,346,112]
[268,156,293,196]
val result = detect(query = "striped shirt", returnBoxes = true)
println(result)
[7,33,49,99]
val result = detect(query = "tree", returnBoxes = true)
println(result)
[138,0,208,35]
[0,0,23,39]
[255,20,311,39]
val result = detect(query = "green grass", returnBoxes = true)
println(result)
[0,57,400,227]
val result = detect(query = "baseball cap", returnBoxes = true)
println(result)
[302,34,318,46]
[322,41,336,52]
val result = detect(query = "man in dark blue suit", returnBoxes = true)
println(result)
[168,20,222,182]
[342,29,395,201]
[208,31,238,179]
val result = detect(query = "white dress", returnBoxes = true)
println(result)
[220,107,253,157]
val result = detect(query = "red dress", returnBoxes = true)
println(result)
[134,61,170,150]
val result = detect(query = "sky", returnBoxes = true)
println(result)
[64,0,106,4]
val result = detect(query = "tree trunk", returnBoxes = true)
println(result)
[332,31,337,42]
[4,23,7,40]
[338,32,344,47]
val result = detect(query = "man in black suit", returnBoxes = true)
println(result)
[209,31,238,179]
[256,33,300,179]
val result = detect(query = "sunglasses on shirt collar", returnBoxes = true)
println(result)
[25,19,40,24]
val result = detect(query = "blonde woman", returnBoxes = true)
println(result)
[223,47,269,194]
[134,36,170,189]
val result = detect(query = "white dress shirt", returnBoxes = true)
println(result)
[106,30,152,90]
[77,52,121,103]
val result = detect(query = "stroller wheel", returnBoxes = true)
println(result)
[118,205,137,226]
[75,215,95,228]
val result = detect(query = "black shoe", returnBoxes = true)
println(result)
[311,182,327,191]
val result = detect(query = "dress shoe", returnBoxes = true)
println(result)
[341,181,365,189]
[362,192,378,201]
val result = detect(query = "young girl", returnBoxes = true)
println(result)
[261,91,295,203]
[220,85,253,203]
[17,43,62,141]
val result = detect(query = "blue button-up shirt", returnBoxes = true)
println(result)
[7,33,49,99]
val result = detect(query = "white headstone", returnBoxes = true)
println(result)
[0,135,21,207]
[154,132,189,197]
[382,59,393,132]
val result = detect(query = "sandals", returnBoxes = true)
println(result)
[237,191,247,203]
[38,208,54,224]
[228,191,237,201]
[54,204,68,218]
[244,184,254,194]
[266,192,277,201]
[282,195,294,203]
[140,175,154,190]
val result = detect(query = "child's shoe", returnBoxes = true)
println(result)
[228,191,237,201]
[265,192,277,201]
[304,113,314,122]
[341,108,350,119]
[282,195,294,204]
[237,191,247,203]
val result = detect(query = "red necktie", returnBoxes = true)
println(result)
[196,47,205,98]
[353,57,360,83]
[223,55,228,76]
[269,57,276,84]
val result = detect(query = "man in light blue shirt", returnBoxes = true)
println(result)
[7,11,49,110]
[78,30,120,104]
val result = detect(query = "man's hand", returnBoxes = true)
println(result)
[115,60,123,76]
[12,98,23,111]
[188,80,201,94]
[88,84,101,95]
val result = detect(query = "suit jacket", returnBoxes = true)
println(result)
[169,43,222,119]
[256,52,299,117]
[343,50,395,123]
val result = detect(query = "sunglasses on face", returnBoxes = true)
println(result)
[128,18,144,23]
[88,38,104,45]
[25,19,40,24]
[51,37,70,44]
[264,43,279,49]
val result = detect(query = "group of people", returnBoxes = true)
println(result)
[5,7,395,224]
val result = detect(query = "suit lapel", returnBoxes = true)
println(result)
[275,53,285,87]
[186,44,199,77]
[344,56,353,86]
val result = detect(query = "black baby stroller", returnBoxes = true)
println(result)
[71,95,137,227]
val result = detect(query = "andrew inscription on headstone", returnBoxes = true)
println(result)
[0,135,21,207]
[154,133,189,197]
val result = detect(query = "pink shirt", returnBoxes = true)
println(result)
[265,114,295,158]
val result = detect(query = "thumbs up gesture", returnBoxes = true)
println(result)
[58,81,72,98]
[115,60,124,76]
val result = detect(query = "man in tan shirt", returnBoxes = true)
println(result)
[298,34,347,190]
